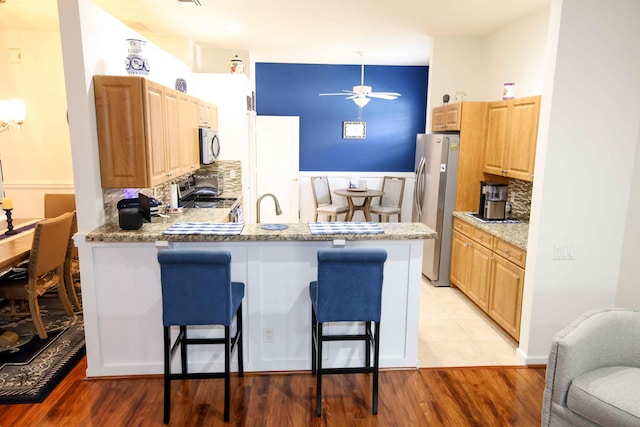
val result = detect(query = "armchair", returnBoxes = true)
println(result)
[542,308,640,426]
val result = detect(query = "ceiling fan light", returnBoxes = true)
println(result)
[353,97,370,108]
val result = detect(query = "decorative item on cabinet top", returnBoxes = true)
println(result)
[125,39,150,75]
[230,55,244,74]
[175,78,187,93]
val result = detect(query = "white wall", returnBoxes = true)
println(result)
[425,37,486,132]
[483,7,550,100]
[519,0,640,362]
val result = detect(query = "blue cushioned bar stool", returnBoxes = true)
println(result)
[158,249,244,423]
[309,248,388,416]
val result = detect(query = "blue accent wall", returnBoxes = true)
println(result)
[256,63,428,172]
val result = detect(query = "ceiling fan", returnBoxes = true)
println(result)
[319,54,401,108]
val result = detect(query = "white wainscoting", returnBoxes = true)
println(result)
[299,172,415,223]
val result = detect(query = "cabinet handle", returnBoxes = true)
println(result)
[503,248,510,254]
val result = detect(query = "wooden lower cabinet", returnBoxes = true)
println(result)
[488,255,525,339]
[450,217,525,341]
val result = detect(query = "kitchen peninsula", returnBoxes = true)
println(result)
[79,211,435,377]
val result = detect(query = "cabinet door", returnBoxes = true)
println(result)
[505,96,540,182]
[484,101,509,176]
[163,89,182,181]
[209,104,219,129]
[93,76,148,188]
[432,106,446,131]
[450,230,471,292]
[178,94,200,174]
[466,243,493,311]
[144,81,168,186]
[445,104,461,131]
[488,256,525,340]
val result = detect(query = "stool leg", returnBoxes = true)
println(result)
[163,326,171,424]
[180,326,187,374]
[372,321,381,415]
[311,309,317,375]
[236,303,244,377]
[316,322,323,417]
[365,321,371,369]
[224,325,231,422]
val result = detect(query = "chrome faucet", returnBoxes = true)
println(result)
[256,193,282,223]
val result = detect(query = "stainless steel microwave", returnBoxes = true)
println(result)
[199,127,220,165]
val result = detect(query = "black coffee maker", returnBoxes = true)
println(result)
[478,181,508,220]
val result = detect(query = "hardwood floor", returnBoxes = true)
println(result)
[0,357,546,426]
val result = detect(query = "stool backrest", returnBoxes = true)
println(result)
[158,249,234,326]
[316,248,387,322]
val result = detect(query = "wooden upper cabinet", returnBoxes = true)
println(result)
[198,101,219,128]
[432,103,462,131]
[506,97,541,181]
[483,96,541,182]
[178,93,200,173]
[94,75,150,188]
[163,88,182,180]
[94,75,209,188]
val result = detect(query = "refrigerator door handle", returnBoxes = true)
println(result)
[415,157,426,216]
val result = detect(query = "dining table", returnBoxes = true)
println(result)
[333,188,384,222]
[0,218,39,271]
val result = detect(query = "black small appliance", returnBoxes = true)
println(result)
[478,181,508,220]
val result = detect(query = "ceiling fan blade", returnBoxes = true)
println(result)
[368,92,401,100]
[319,92,352,96]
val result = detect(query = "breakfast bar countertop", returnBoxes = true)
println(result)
[452,211,529,250]
[86,208,436,243]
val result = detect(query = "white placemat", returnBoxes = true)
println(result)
[163,222,245,235]
[308,222,384,235]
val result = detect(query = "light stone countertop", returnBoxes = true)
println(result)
[453,211,529,250]
[86,208,436,243]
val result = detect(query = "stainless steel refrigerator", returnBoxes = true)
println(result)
[412,133,460,286]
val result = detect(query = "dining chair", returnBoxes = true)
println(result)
[309,248,388,416]
[44,193,76,219]
[310,176,348,221]
[369,176,406,222]
[158,249,245,423]
[44,194,81,313]
[63,211,82,313]
[0,212,76,338]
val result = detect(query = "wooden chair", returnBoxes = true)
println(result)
[310,176,348,221]
[44,193,76,219]
[369,176,406,222]
[44,194,81,312]
[0,212,76,338]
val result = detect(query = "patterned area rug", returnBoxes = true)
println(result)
[0,297,85,404]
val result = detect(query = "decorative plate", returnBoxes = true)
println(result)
[175,78,187,93]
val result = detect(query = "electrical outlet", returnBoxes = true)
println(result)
[263,327,274,343]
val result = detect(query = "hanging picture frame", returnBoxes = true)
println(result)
[343,121,366,139]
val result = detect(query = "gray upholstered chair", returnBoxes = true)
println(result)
[310,176,348,221]
[369,176,405,222]
[542,308,640,427]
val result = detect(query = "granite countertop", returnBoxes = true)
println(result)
[86,208,436,243]
[452,211,529,250]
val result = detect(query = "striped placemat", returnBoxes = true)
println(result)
[163,222,245,235]
[308,222,384,235]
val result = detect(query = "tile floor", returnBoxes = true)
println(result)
[418,277,525,368]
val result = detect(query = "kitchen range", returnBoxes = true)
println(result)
[176,174,242,222]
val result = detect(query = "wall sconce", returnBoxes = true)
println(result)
[0,99,26,133]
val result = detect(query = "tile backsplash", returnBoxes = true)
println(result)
[508,179,533,221]
[102,160,242,224]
